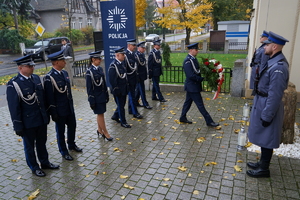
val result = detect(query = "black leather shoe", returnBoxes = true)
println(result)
[133,114,143,119]
[207,122,219,127]
[246,168,270,178]
[247,162,261,170]
[111,117,120,123]
[152,98,159,101]
[41,163,60,169]
[160,99,167,102]
[144,105,152,109]
[33,169,46,177]
[121,123,131,128]
[69,145,82,152]
[63,154,73,161]
[180,119,192,124]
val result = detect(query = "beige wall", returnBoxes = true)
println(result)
[246,0,300,100]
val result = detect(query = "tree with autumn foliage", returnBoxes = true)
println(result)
[135,0,147,28]
[155,0,212,45]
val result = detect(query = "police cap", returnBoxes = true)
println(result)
[126,39,136,45]
[153,39,161,46]
[89,51,102,58]
[263,31,289,45]
[187,43,199,50]
[47,49,65,61]
[14,54,35,66]
[137,41,146,48]
[261,30,269,38]
[114,47,126,54]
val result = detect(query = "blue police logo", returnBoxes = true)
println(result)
[107,6,128,32]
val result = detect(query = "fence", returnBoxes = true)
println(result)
[73,59,90,77]
[160,66,232,93]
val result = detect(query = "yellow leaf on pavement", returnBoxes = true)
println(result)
[124,183,134,190]
[171,126,177,130]
[78,118,83,121]
[147,121,152,124]
[188,173,192,177]
[18,139,22,142]
[120,175,129,179]
[162,183,169,187]
[237,160,243,163]
[177,166,187,171]
[200,170,204,173]
[193,190,199,195]
[160,136,165,139]
[234,129,240,134]
[94,171,99,175]
[152,138,158,141]
[197,137,206,143]
[27,189,40,200]
[234,165,242,172]
[102,172,106,174]
[232,173,236,177]
[162,178,170,181]
[11,159,18,162]
[245,142,252,147]
[85,174,90,177]
[216,136,223,138]
[127,142,131,145]
[174,142,180,145]
[211,162,217,165]
[121,195,126,200]
[215,126,222,130]
[78,163,85,167]
[255,150,261,154]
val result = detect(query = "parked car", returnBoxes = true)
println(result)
[23,37,71,61]
[145,34,159,42]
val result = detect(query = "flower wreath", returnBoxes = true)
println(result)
[200,58,225,99]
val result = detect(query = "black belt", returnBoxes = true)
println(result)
[256,90,268,97]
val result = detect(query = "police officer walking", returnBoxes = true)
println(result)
[125,39,143,119]
[86,51,112,141]
[148,39,167,102]
[7,55,59,177]
[247,32,289,178]
[250,31,270,93]
[179,43,219,127]
[135,41,152,109]
[44,49,82,161]
[109,47,131,128]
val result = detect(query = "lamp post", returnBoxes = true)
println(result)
[162,0,165,41]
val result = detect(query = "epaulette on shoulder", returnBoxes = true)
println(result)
[185,60,191,64]
[278,61,283,65]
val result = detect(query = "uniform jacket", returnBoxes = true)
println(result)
[248,52,289,149]
[108,59,129,96]
[61,44,73,57]
[85,65,109,105]
[250,44,269,89]
[135,50,147,81]
[6,73,49,131]
[183,54,204,93]
[44,68,74,117]
[148,48,162,77]
[125,49,137,84]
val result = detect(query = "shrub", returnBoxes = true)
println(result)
[54,27,84,45]
[161,42,172,66]
[80,26,94,45]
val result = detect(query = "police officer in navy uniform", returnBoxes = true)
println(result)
[247,32,289,178]
[125,39,143,119]
[86,51,112,141]
[135,41,152,109]
[148,39,167,102]
[109,47,131,128]
[179,43,219,127]
[6,55,59,177]
[250,30,270,93]
[44,49,82,161]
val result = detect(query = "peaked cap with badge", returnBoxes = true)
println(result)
[47,49,65,61]
[14,54,35,66]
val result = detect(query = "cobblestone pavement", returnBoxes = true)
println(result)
[0,88,300,200]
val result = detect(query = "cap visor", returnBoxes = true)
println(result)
[263,39,272,44]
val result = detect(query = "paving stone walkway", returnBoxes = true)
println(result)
[0,88,299,200]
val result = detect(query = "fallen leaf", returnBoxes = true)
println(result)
[171,126,177,130]
[177,166,187,171]
[200,170,204,173]
[211,162,217,165]
[164,124,169,126]
[114,148,119,151]
[205,98,211,100]
[255,150,261,154]
[234,165,242,172]
[162,183,169,187]
[197,137,206,143]
[188,173,192,177]
[85,175,90,177]
[159,152,164,155]
[121,195,126,200]
[78,163,85,167]
[278,154,283,157]
[147,121,152,124]
[232,173,236,177]
[205,162,210,166]
[245,142,252,147]
[236,152,242,156]
[132,149,136,152]
[102,172,106,174]
[17,176,22,180]
[152,138,158,141]
[5,124,8,126]
[17,139,22,142]
[116,138,120,140]
[237,160,243,163]
[197,128,201,131]
[123,183,134,190]
[220,118,226,121]
[120,175,129,179]
[224,176,228,178]
[193,190,199,195]
[160,136,165,139]
[127,142,131,145]
[94,171,99,175]
[228,116,235,120]
[215,126,222,130]
[78,118,83,121]
[174,142,180,145]
[234,129,240,134]
[78,136,82,139]
[138,199,145,200]
[211,134,216,137]
[216,136,223,138]
[223,123,229,126]
[162,178,170,181]
[11,159,18,162]
[27,189,40,200]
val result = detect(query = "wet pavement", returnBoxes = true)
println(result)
[0,88,300,200]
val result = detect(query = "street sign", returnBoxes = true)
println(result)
[35,22,45,36]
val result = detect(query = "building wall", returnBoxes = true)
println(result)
[246,0,300,100]
[36,10,64,33]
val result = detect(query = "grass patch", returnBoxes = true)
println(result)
[0,67,52,85]
[73,45,94,52]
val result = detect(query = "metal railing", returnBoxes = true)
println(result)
[160,66,232,93]
[73,59,90,77]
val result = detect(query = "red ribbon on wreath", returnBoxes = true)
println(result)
[210,59,224,100]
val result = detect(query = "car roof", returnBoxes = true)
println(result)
[43,37,69,41]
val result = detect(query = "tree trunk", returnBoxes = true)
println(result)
[12,6,19,31]
[185,28,191,45]
[282,82,297,144]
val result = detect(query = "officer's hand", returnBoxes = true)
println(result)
[106,97,109,103]
[149,74,153,79]
[261,118,271,127]
[52,114,59,122]
[15,130,24,137]
[90,104,96,110]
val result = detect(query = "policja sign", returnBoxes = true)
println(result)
[100,0,136,86]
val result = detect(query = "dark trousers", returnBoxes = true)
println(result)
[22,124,49,171]
[113,94,127,124]
[128,83,139,115]
[55,113,76,156]
[180,92,213,124]
[135,80,149,106]
[152,76,164,100]
[261,147,273,163]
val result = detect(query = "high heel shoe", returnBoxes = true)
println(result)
[97,130,100,137]
[97,130,113,141]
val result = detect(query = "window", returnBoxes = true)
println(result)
[79,18,83,29]
[71,17,76,29]
[87,18,92,26]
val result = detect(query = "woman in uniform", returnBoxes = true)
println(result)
[86,51,113,141]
